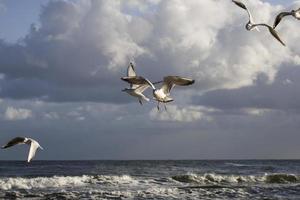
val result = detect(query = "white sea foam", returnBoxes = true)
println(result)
[0,173,299,200]
[171,173,300,184]
[0,175,91,190]
[92,175,139,185]
[0,174,140,191]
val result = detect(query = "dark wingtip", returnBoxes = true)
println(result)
[165,99,174,103]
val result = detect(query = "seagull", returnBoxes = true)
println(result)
[2,137,43,162]
[232,0,260,32]
[232,0,285,46]
[126,76,195,110]
[121,63,161,105]
[121,62,150,105]
[273,8,300,29]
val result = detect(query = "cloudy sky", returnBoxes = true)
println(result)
[0,0,300,160]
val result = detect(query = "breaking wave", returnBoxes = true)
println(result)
[172,173,300,184]
[1,172,299,191]
[0,175,138,190]
[0,175,90,190]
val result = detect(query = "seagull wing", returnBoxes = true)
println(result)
[232,0,260,31]
[252,23,285,46]
[135,84,150,93]
[121,76,149,85]
[127,63,136,77]
[2,137,26,149]
[232,0,247,10]
[135,80,162,93]
[295,8,300,18]
[126,63,139,89]
[268,26,286,46]
[27,139,40,162]
[161,76,195,95]
[273,12,292,28]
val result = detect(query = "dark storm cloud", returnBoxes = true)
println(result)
[1,0,299,104]
[0,0,145,103]
[0,78,130,103]
[194,64,300,111]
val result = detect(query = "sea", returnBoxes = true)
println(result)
[0,160,300,199]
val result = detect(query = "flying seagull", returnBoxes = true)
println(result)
[121,62,150,105]
[125,76,195,110]
[2,137,43,162]
[232,0,285,46]
[273,8,300,29]
[121,63,161,105]
[232,0,260,31]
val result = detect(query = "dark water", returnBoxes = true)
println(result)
[0,160,300,199]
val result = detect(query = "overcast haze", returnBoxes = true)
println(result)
[0,0,300,160]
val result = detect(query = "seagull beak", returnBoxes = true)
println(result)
[39,146,44,150]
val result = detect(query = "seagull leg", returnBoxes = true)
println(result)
[139,99,143,105]
[164,103,167,111]
[157,102,160,111]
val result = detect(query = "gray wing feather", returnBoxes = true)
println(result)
[252,23,285,46]
[127,63,136,77]
[121,76,148,85]
[273,12,292,28]
[232,0,247,10]
[135,84,150,93]
[161,76,195,95]
[2,137,26,149]
[127,63,138,89]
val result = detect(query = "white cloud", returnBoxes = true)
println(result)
[149,105,213,122]
[44,112,60,120]
[4,106,33,121]
[0,0,299,103]
[242,108,271,116]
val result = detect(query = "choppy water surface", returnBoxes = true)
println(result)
[0,160,300,199]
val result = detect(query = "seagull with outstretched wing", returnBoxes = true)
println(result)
[121,62,150,105]
[232,0,285,46]
[124,76,195,110]
[2,137,43,162]
[121,63,161,105]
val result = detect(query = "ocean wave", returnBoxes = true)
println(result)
[263,174,299,184]
[0,175,90,190]
[225,163,275,170]
[92,175,139,185]
[0,174,138,190]
[225,162,255,167]
[171,173,300,185]
[1,173,299,192]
